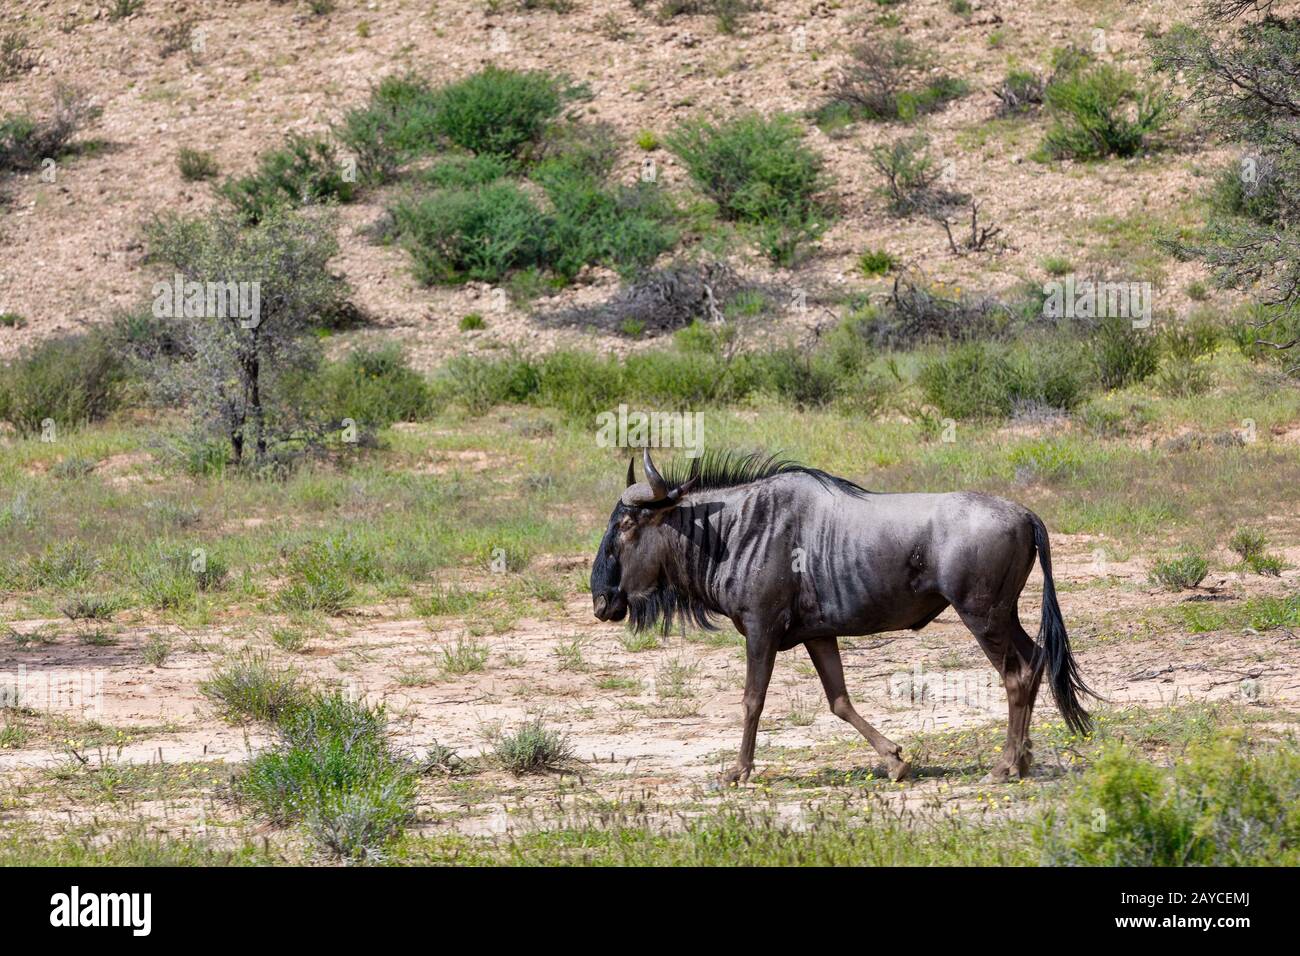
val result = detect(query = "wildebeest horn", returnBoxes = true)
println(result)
[643,447,668,499]
[626,457,636,488]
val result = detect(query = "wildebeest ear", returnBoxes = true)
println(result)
[626,457,636,488]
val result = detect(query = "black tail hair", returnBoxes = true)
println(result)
[1029,512,1095,735]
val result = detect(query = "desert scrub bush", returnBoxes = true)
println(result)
[816,38,968,128]
[177,147,219,181]
[868,135,962,217]
[1149,552,1208,591]
[918,342,1087,420]
[0,87,99,174]
[200,650,304,724]
[335,74,442,183]
[132,547,228,610]
[389,181,548,284]
[866,270,1009,346]
[858,249,896,277]
[429,67,574,159]
[238,692,416,862]
[22,542,101,591]
[0,332,126,437]
[218,134,357,224]
[61,594,118,621]
[0,31,36,81]
[302,344,431,429]
[1039,738,1300,865]
[533,134,678,279]
[142,634,172,668]
[1087,315,1159,390]
[491,717,574,775]
[1229,527,1285,576]
[135,208,350,466]
[667,113,830,265]
[993,69,1046,116]
[275,537,379,615]
[422,152,515,189]
[1039,63,1168,161]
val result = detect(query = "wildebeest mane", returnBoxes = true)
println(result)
[664,450,870,498]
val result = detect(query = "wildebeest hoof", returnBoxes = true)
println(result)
[887,759,912,782]
[719,766,751,787]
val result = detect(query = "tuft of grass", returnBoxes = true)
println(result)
[491,716,574,775]
[142,634,172,668]
[61,594,117,621]
[177,147,220,181]
[200,650,304,724]
[439,635,490,675]
[1149,552,1209,591]
[858,249,896,277]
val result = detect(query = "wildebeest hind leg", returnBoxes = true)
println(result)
[806,637,911,782]
[957,611,1041,782]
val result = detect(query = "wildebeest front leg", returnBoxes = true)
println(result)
[806,637,911,781]
[720,629,779,786]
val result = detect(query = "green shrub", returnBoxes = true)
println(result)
[1155,358,1214,397]
[817,39,967,127]
[918,342,1087,419]
[0,333,125,438]
[200,651,305,724]
[536,163,677,279]
[0,88,99,173]
[430,67,570,159]
[24,542,100,591]
[1040,738,1300,865]
[858,249,896,276]
[177,148,219,181]
[492,717,574,775]
[1229,527,1268,563]
[1229,528,1286,576]
[1149,552,1208,591]
[219,134,357,224]
[1088,316,1159,390]
[335,74,442,183]
[389,181,548,284]
[308,345,431,428]
[275,537,379,615]
[422,153,515,189]
[238,692,415,862]
[667,113,829,264]
[1040,64,1168,160]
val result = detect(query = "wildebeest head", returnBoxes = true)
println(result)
[590,447,697,624]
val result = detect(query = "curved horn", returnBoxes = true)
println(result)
[626,457,636,488]
[642,447,668,500]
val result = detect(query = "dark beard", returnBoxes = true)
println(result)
[627,582,719,635]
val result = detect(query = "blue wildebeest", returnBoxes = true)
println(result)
[590,449,1093,784]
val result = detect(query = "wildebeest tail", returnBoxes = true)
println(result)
[1029,512,1094,735]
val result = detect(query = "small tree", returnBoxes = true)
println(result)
[138,209,349,465]
[1153,0,1300,369]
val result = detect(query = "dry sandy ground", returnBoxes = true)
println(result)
[2,535,1297,838]
[1,0,1233,369]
